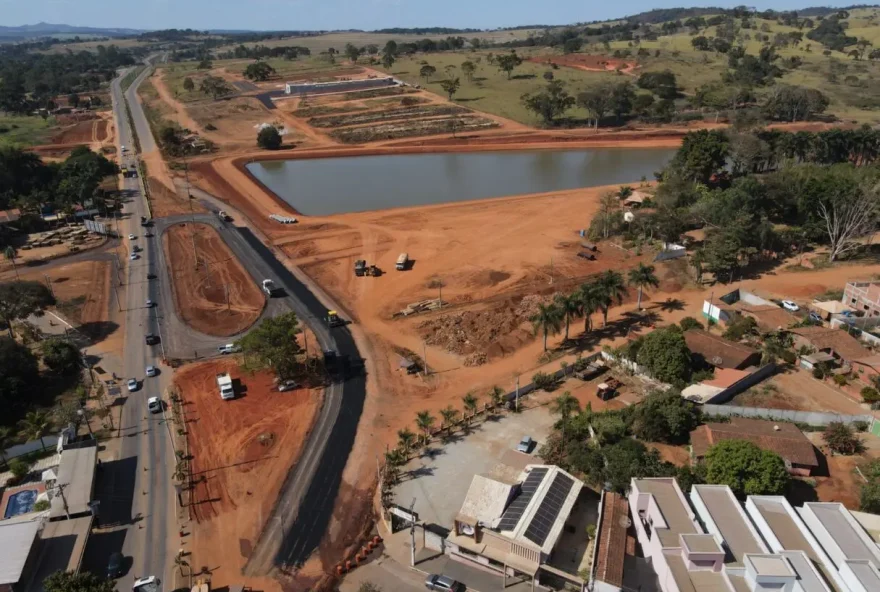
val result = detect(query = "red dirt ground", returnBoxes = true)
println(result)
[163,223,264,337]
[529,54,639,74]
[51,120,99,144]
[177,358,322,592]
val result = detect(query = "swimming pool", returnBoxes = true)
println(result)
[4,489,38,518]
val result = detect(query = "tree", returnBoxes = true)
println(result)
[357,584,383,592]
[3,246,18,280]
[440,406,459,433]
[381,40,397,69]
[199,75,232,100]
[182,77,195,92]
[608,82,636,122]
[0,281,55,338]
[563,38,583,54]
[577,86,611,128]
[554,292,582,342]
[521,80,575,126]
[488,385,505,409]
[237,312,303,379]
[415,410,435,442]
[18,410,51,450]
[0,425,12,467]
[197,58,213,70]
[670,129,730,184]
[530,302,563,352]
[823,422,865,455]
[637,70,679,100]
[630,389,700,443]
[419,65,437,82]
[67,93,80,109]
[578,281,603,334]
[461,61,477,82]
[243,61,276,82]
[817,183,879,261]
[439,77,461,101]
[44,571,115,592]
[0,337,39,416]
[344,43,362,63]
[257,126,283,150]
[462,392,478,421]
[679,317,704,331]
[397,428,416,456]
[496,51,523,79]
[41,339,82,375]
[763,85,829,122]
[595,270,628,327]
[551,391,580,444]
[636,327,692,385]
[627,263,659,310]
[704,439,789,497]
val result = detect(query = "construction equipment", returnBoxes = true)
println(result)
[596,378,622,401]
[368,265,382,277]
[577,359,607,381]
[577,252,596,260]
[354,260,367,277]
[326,310,345,328]
[396,253,409,271]
[262,279,279,296]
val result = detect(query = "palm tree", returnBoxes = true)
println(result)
[554,292,583,342]
[488,385,505,409]
[415,410,436,443]
[530,302,563,352]
[440,406,459,433]
[462,392,478,421]
[596,270,628,327]
[4,246,19,280]
[627,263,660,310]
[578,281,602,334]
[397,428,416,457]
[551,391,581,445]
[0,426,12,469]
[19,410,51,451]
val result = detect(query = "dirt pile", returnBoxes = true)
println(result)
[417,294,553,362]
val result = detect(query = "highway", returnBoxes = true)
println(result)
[113,60,369,580]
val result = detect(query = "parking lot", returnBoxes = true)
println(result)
[393,405,557,527]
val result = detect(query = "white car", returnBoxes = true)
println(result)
[277,380,297,392]
[145,365,158,377]
[147,397,162,414]
[130,253,139,261]
[145,299,154,308]
[781,300,800,312]
[128,234,135,240]
[218,343,241,354]
[127,378,139,392]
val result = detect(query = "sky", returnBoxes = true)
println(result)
[1,0,858,31]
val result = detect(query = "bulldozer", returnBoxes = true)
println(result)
[325,310,345,328]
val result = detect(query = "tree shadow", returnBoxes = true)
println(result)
[655,298,685,313]
[457,97,485,102]
[511,74,537,80]
[80,321,120,341]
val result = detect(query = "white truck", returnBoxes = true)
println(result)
[262,279,278,297]
[396,252,409,271]
[216,373,235,400]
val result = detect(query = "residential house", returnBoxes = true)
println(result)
[590,492,632,592]
[0,517,42,592]
[843,281,880,318]
[812,300,856,321]
[852,356,880,384]
[689,418,819,476]
[738,305,798,333]
[787,326,871,366]
[684,330,762,370]
[702,288,776,324]
[624,191,649,208]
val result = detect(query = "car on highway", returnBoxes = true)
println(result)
[425,574,465,592]
[517,436,534,453]
[132,575,160,592]
[781,300,800,312]
[145,365,158,377]
[107,552,125,579]
[145,299,154,308]
[145,333,159,345]
[127,378,139,392]
[147,397,162,414]
[130,253,139,261]
[121,145,127,152]
[277,380,297,392]
[132,245,141,253]
[147,273,157,280]
[128,233,136,240]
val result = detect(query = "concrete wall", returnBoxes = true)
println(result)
[703,363,777,404]
[701,404,874,428]
[285,77,396,95]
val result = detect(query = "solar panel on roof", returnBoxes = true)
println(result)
[523,472,574,546]
[497,468,548,531]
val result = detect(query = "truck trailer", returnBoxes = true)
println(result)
[216,373,235,400]
[262,279,279,297]
[396,253,408,271]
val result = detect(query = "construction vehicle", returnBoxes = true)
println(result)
[396,253,409,271]
[262,279,279,297]
[368,265,382,277]
[596,378,622,401]
[326,310,345,328]
[217,210,230,221]
[577,359,607,381]
[132,576,161,592]
[216,373,235,400]
[354,260,367,277]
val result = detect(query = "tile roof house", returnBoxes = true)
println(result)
[684,329,762,370]
[690,418,819,476]
[787,326,870,365]
[592,492,630,591]
[737,305,798,332]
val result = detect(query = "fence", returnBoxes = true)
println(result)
[704,363,777,405]
[702,404,874,427]
[3,436,60,462]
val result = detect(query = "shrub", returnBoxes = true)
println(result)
[204,123,218,131]
[9,459,29,481]
[823,422,865,455]
[861,387,880,404]
[33,500,50,512]
[586,524,597,539]
[833,374,848,386]
[679,316,704,331]
[400,96,420,106]
[532,371,557,391]
[257,126,282,150]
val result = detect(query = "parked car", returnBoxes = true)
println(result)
[130,253,139,261]
[517,436,534,453]
[841,310,856,318]
[425,574,465,592]
[107,552,125,579]
[218,343,240,354]
[145,299,154,308]
[277,380,297,392]
[128,234,135,240]
[809,311,823,323]
[145,333,159,345]
[145,366,158,377]
[147,397,162,414]
[781,300,800,312]
[127,378,139,392]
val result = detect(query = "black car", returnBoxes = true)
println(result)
[145,333,159,345]
[107,552,125,579]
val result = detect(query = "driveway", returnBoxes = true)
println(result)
[393,406,557,527]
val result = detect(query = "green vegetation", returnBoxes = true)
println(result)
[704,439,789,497]
[237,312,304,379]
[120,66,145,92]
[44,570,116,592]
[0,115,54,148]
[257,126,282,150]
[822,421,865,455]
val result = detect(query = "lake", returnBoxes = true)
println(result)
[246,148,676,216]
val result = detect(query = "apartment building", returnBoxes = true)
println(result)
[843,281,880,318]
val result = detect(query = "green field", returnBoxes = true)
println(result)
[0,115,55,147]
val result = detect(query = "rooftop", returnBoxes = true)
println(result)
[788,326,870,362]
[593,492,629,588]
[703,368,749,389]
[690,418,819,468]
[458,474,516,526]
[804,503,880,568]
[684,330,760,370]
[50,443,97,519]
[691,485,765,565]
[737,304,797,332]
[666,553,732,592]
[681,533,723,554]
[780,551,833,592]
[746,553,794,577]
[0,517,41,585]
[633,478,697,547]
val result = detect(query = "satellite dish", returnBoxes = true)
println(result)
[624,211,635,223]
[619,516,632,529]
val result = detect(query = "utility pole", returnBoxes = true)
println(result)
[409,497,417,567]
[549,256,553,285]
[422,340,428,377]
[44,274,55,299]
[56,483,71,520]
[515,377,520,412]
[225,283,230,311]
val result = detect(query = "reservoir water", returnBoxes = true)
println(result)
[246,148,676,216]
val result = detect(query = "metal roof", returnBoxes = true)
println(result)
[50,444,97,518]
[692,485,765,565]
[0,518,41,585]
[806,503,880,568]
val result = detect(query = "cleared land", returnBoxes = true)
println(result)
[176,358,321,592]
[163,223,264,337]
[0,115,55,147]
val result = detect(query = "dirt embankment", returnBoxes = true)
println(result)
[176,358,322,592]
[163,222,265,336]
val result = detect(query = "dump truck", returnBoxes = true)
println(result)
[396,253,409,271]
[216,373,235,400]
[262,279,278,297]
[354,260,367,277]
[326,310,345,328]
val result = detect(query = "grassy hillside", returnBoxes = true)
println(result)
[0,115,54,147]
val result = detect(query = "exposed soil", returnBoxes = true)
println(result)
[146,169,204,218]
[51,120,99,144]
[163,223,264,336]
[176,358,322,592]
[529,54,639,75]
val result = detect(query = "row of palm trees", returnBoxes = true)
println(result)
[0,410,53,470]
[530,264,660,352]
